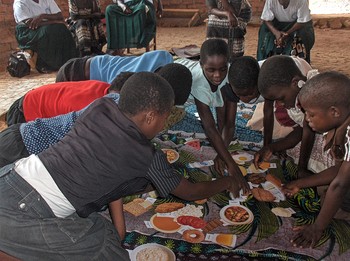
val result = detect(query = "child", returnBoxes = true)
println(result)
[6,80,111,126]
[6,62,191,127]
[283,71,350,248]
[0,64,192,167]
[0,72,243,259]
[253,55,317,177]
[223,56,264,151]
[55,50,173,83]
[0,72,128,168]
[173,38,249,196]
[157,63,192,130]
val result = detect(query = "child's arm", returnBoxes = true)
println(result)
[254,100,274,167]
[267,126,303,152]
[263,100,274,146]
[108,199,126,240]
[283,165,339,197]
[194,98,249,197]
[297,121,316,178]
[254,100,302,167]
[171,176,242,200]
[291,162,350,248]
[214,100,237,175]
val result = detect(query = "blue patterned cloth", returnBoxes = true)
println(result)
[21,93,120,155]
[170,102,264,150]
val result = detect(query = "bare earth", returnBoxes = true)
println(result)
[0,24,350,131]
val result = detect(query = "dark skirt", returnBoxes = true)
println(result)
[257,19,315,63]
[15,23,79,71]
[105,0,156,50]
[0,124,29,168]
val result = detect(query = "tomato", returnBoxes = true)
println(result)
[177,216,207,228]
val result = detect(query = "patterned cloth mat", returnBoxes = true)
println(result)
[101,135,350,260]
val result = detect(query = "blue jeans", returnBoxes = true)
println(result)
[0,164,130,260]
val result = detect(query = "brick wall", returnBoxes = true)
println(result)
[0,0,349,72]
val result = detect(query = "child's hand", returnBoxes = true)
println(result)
[214,156,226,176]
[253,146,273,169]
[282,181,300,197]
[291,224,324,248]
[226,166,250,197]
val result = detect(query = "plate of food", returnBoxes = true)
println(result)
[261,181,286,202]
[150,214,181,233]
[220,205,254,225]
[161,149,179,164]
[130,243,176,261]
[231,152,253,166]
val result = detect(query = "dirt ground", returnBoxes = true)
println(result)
[154,24,350,76]
[0,24,350,131]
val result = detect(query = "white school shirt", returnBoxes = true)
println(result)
[175,58,228,108]
[15,155,75,218]
[13,0,61,24]
[261,0,312,23]
[258,56,314,127]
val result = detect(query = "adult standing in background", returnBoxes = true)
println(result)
[67,0,107,57]
[13,0,78,73]
[105,0,162,55]
[206,0,252,61]
[257,0,315,63]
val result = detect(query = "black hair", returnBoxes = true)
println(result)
[228,56,259,91]
[258,55,304,96]
[156,63,192,105]
[200,39,229,65]
[119,72,175,116]
[299,71,350,108]
[109,72,135,92]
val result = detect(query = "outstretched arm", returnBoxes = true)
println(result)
[109,199,126,240]
[171,176,241,200]
[297,120,316,177]
[195,98,249,197]
[291,161,350,248]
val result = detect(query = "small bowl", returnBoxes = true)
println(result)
[161,149,179,164]
[130,243,175,261]
[220,205,254,225]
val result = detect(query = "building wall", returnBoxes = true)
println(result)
[0,0,349,71]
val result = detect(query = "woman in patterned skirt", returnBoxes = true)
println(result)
[67,0,107,57]
[206,0,252,62]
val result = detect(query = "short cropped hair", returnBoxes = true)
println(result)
[200,39,229,65]
[156,63,192,105]
[109,72,135,92]
[299,71,350,108]
[258,55,304,95]
[119,72,175,116]
[229,56,259,91]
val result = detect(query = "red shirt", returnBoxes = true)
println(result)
[23,80,110,121]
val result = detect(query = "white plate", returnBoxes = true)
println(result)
[261,181,286,202]
[130,243,175,261]
[161,149,179,164]
[150,214,181,233]
[220,205,254,225]
[231,152,253,165]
